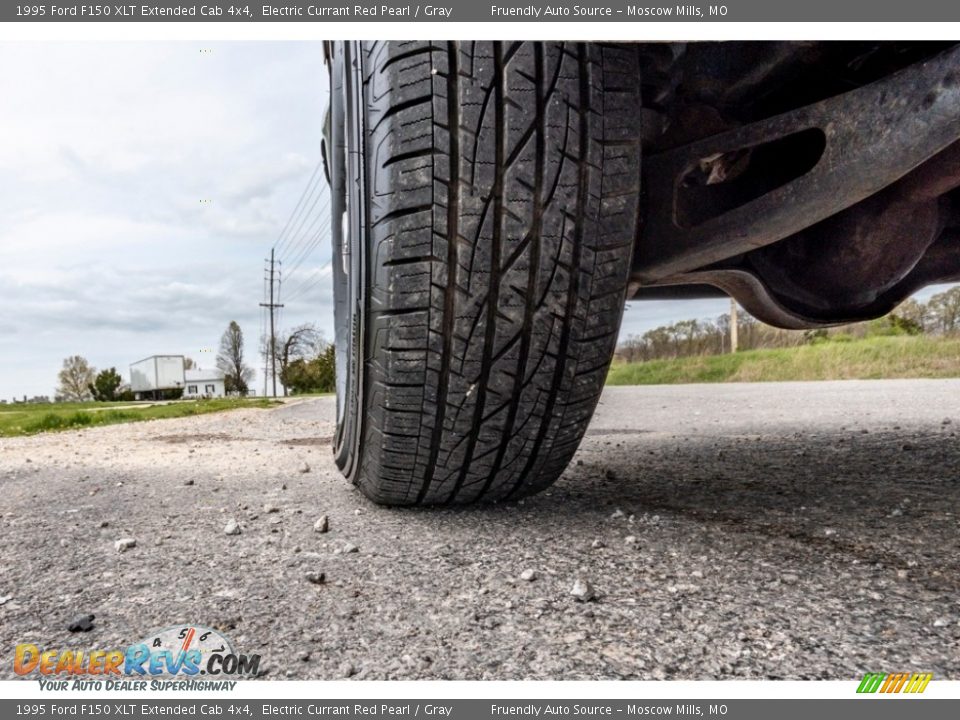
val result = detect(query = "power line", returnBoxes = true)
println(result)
[275,183,330,265]
[278,193,331,275]
[258,273,267,396]
[276,270,286,346]
[282,229,331,288]
[264,157,332,386]
[280,194,332,290]
[282,257,330,302]
[273,160,324,258]
[283,262,333,303]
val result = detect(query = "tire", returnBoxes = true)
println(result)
[329,41,642,505]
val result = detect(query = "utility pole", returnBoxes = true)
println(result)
[730,297,739,354]
[260,248,284,398]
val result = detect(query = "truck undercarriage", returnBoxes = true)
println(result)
[630,41,960,327]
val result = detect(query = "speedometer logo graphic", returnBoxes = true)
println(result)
[137,624,235,676]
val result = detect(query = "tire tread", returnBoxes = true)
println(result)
[353,41,641,505]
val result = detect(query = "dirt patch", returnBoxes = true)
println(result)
[154,432,239,444]
[280,435,334,446]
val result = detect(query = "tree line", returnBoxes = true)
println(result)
[213,320,337,396]
[53,320,337,402]
[616,286,960,364]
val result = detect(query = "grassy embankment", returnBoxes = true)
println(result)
[0,398,277,438]
[606,335,960,385]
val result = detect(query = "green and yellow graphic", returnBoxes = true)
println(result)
[857,672,933,694]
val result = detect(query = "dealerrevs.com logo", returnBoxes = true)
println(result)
[15,624,261,690]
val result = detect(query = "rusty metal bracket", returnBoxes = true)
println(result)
[636,44,960,283]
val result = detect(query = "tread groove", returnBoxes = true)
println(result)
[416,43,460,505]
[507,43,590,500]
[477,43,546,502]
[446,41,507,504]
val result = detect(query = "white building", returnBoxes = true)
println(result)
[183,369,226,399]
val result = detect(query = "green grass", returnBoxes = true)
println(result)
[606,335,960,386]
[0,399,155,413]
[0,398,278,437]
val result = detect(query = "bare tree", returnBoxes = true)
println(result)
[616,334,647,363]
[272,324,320,396]
[216,321,254,395]
[183,357,197,370]
[57,355,96,402]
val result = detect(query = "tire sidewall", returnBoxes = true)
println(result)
[331,42,366,480]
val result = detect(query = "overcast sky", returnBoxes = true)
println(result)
[0,42,333,400]
[0,43,953,401]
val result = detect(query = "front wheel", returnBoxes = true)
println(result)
[330,41,642,505]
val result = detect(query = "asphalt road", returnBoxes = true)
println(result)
[1,380,958,680]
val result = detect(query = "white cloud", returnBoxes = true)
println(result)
[0,41,330,400]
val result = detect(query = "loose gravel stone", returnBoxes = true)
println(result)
[313,515,329,533]
[67,614,95,632]
[299,462,311,474]
[114,538,136,552]
[571,578,596,602]
[223,520,241,536]
[304,571,326,585]
[519,569,537,582]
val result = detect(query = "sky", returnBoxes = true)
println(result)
[0,42,333,400]
[0,42,953,401]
